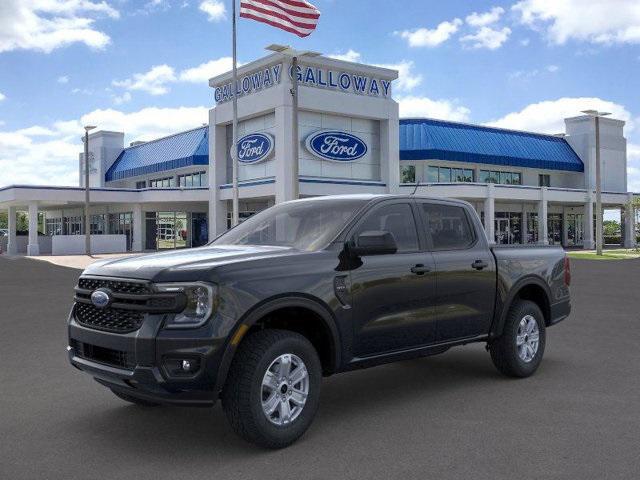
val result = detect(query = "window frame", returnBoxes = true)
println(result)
[416,200,478,252]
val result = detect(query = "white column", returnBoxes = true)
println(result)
[537,187,549,245]
[382,110,400,194]
[484,184,495,243]
[583,193,594,250]
[210,117,231,237]
[7,206,17,254]
[27,202,40,256]
[624,193,635,248]
[132,204,143,252]
[274,104,295,203]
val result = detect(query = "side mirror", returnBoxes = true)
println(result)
[349,230,397,256]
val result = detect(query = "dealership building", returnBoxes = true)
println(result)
[0,52,636,255]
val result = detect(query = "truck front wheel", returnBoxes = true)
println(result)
[489,299,546,378]
[222,329,322,449]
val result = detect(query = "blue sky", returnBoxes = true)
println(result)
[1,0,639,190]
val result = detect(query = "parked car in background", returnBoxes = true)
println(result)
[67,195,571,448]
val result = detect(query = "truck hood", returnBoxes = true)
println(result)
[82,244,298,281]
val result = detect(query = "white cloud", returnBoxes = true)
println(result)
[199,0,226,22]
[0,106,209,188]
[112,64,177,95]
[397,19,463,47]
[486,97,634,134]
[397,95,471,122]
[461,26,511,50]
[179,57,234,83]
[0,92,5,102]
[113,91,132,105]
[326,52,422,93]
[328,50,362,63]
[0,0,119,53]
[520,38,531,46]
[513,0,640,45]
[466,7,505,27]
[57,75,69,84]
[509,64,560,81]
[374,60,423,93]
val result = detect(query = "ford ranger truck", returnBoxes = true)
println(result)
[68,194,571,448]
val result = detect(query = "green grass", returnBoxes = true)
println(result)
[567,249,640,260]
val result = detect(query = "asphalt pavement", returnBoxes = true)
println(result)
[0,255,639,479]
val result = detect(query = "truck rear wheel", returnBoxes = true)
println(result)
[489,299,546,378]
[222,329,322,449]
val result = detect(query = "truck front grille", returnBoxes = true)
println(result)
[72,340,134,370]
[73,276,184,334]
[78,277,151,295]
[75,303,145,333]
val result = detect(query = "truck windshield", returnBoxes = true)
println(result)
[212,199,368,251]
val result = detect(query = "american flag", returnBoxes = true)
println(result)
[240,0,321,38]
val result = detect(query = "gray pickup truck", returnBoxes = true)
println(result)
[68,194,571,448]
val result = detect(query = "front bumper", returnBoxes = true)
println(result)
[68,311,227,407]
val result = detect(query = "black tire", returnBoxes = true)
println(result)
[222,329,322,449]
[489,299,546,378]
[111,389,160,407]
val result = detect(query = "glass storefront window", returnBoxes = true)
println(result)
[427,166,439,183]
[526,212,538,244]
[438,167,451,182]
[479,170,521,185]
[145,211,207,250]
[494,212,522,244]
[400,165,416,183]
[547,214,563,245]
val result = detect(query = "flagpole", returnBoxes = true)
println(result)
[231,0,240,227]
[291,55,299,199]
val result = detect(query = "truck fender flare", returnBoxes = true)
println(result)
[213,295,341,397]
[490,276,552,338]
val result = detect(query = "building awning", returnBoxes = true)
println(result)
[399,118,584,172]
[105,126,209,182]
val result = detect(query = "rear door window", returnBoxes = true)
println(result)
[421,203,475,250]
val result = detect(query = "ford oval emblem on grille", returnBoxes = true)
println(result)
[91,289,112,309]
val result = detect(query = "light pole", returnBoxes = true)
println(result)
[266,44,320,200]
[83,125,96,255]
[581,110,610,256]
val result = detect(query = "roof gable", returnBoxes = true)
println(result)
[399,118,584,172]
[105,126,209,182]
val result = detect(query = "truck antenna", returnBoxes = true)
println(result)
[411,182,421,196]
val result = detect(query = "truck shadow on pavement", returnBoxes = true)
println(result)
[64,349,565,455]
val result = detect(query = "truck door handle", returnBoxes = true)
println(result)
[411,264,431,275]
[472,260,488,270]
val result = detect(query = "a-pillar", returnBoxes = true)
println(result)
[484,184,495,243]
[583,193,594,249]
[624,193,636,248]
[27,202,40,256]
[537,187,549,245]
[132,204,143,252]
[6,206,17,254]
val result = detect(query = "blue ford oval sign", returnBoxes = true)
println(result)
[235,133,274,164]
[91,289,112,309]
[305,130,367,162]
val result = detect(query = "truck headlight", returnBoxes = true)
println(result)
[155,282,217,328]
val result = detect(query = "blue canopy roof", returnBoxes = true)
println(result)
[399,118,584,172]
[105,126,209,181]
